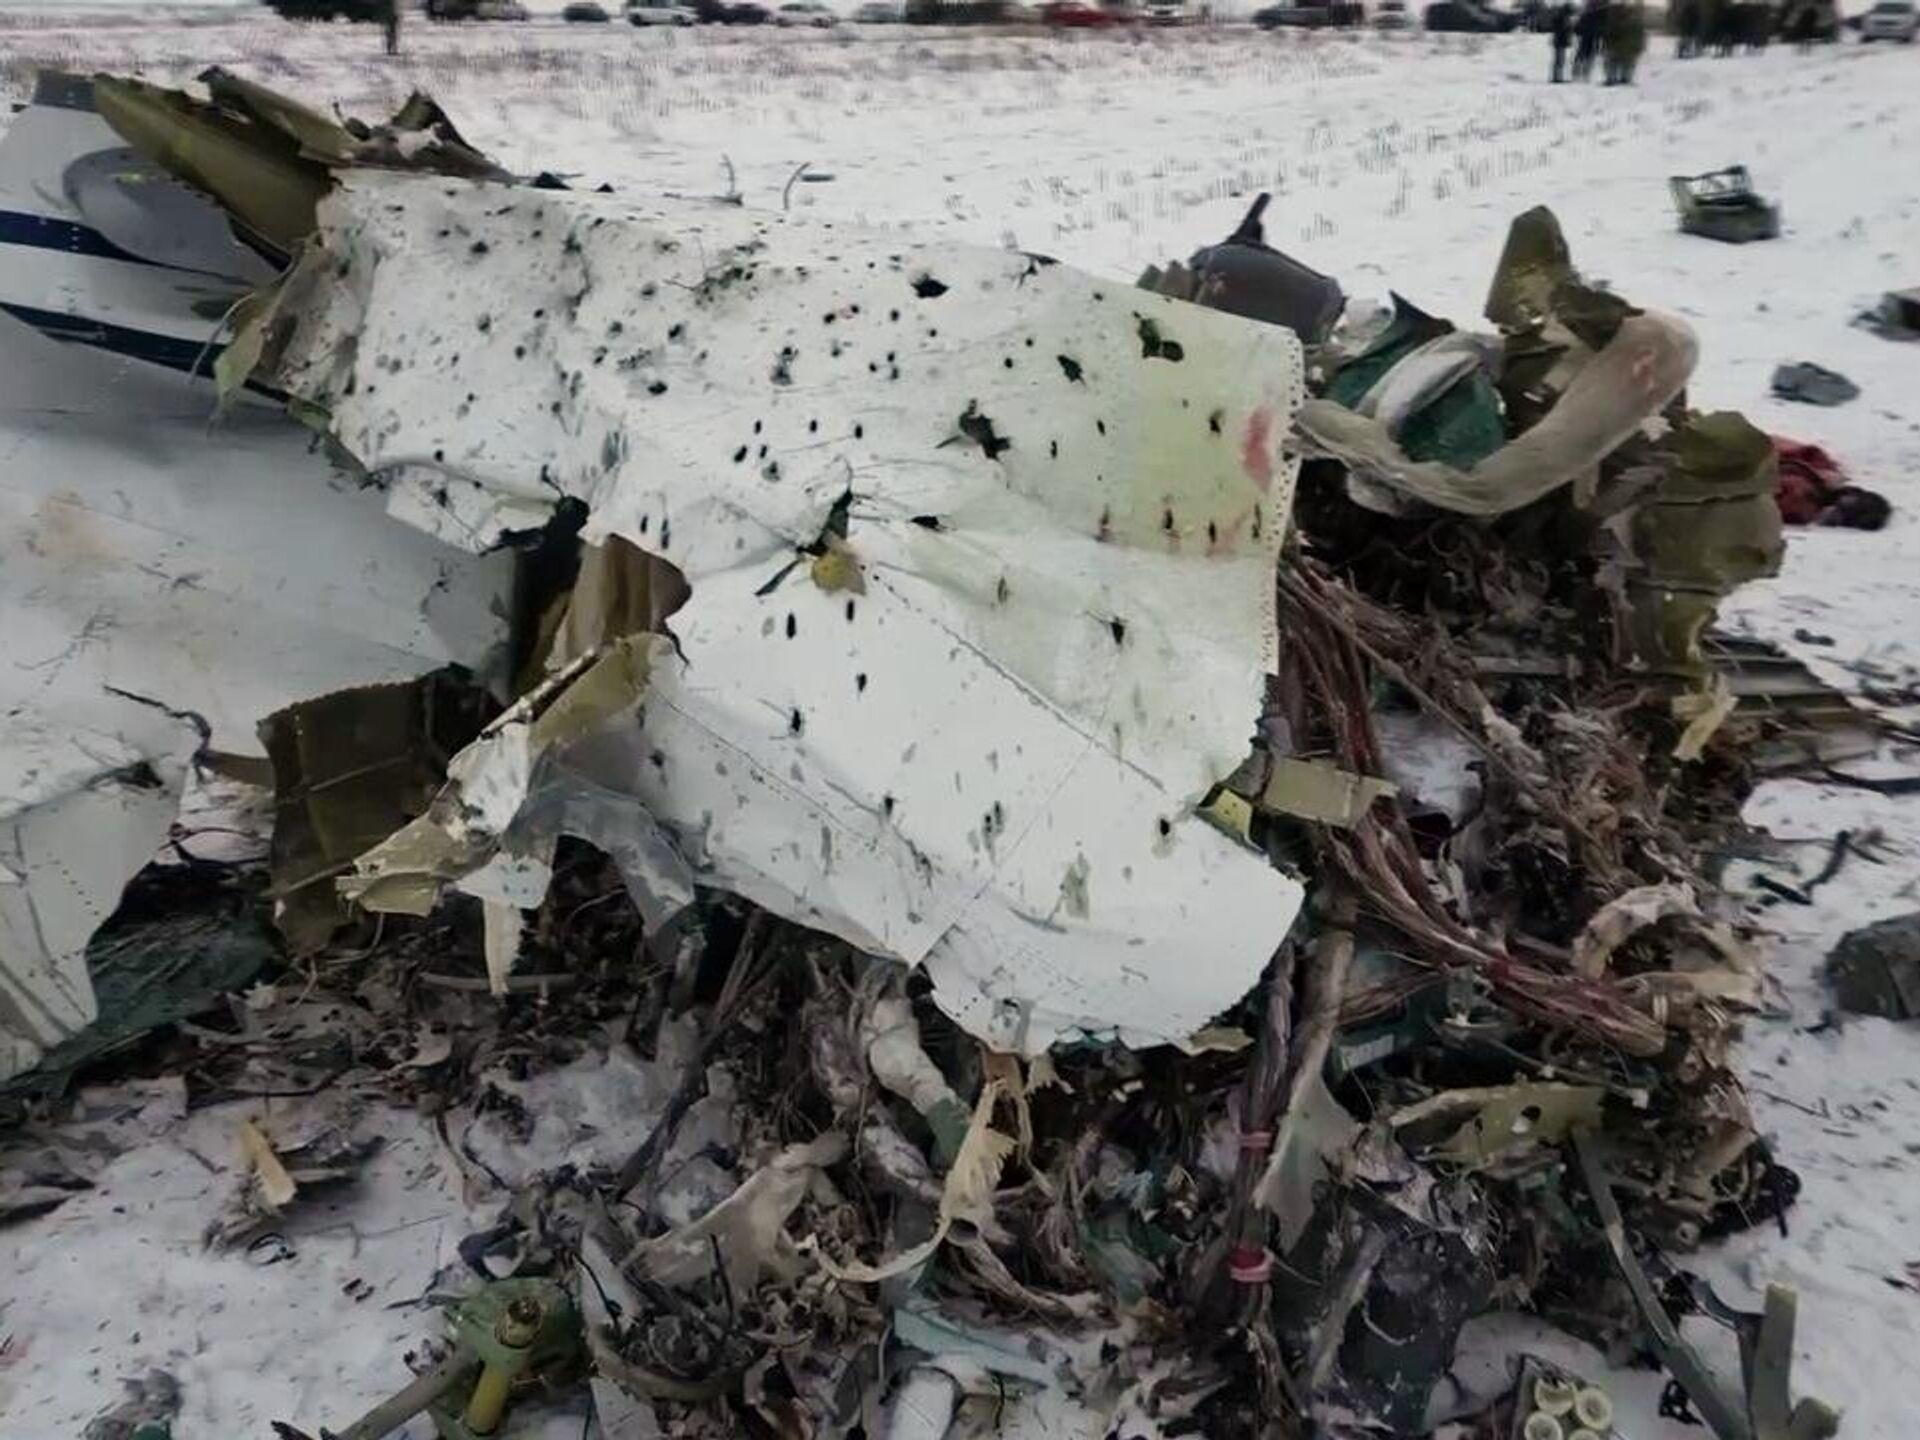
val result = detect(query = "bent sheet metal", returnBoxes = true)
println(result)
[0,79,513,1081]
[246,172,1310,1052]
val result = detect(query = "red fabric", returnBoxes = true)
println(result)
[1772,436,1848,525]
[1228,1245,1273,1284]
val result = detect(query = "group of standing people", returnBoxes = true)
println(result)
[1549,0,1829,81]
[1550,1,1647,84]
[1673,0,1823,52]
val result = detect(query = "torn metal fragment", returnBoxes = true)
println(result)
[342,636,673,920]
[543,534,690,672]
[1258,758,1398,829]
[1572,1130,1838,1440]
[90,67,509,258]
[1613,411,1785,678]
[235,167,1308,1052]
[1673,676,1738,762]
[1148,191,1346,344]
[1390,1082,1604,1167]
[820,1080,1015,1283]
[260,673,494,952]
[1769,362,1858,408]
[1669,167,1782,245]
[891,1301,1066,1389]
[1825,911,1920,1019]
[0,86,513,1076]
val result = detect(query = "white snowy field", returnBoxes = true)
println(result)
[2,16,1920,1439]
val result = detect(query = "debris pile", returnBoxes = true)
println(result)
[0,68,1879,1440]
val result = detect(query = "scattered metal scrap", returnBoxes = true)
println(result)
[1670,166,1783,244]
[1855,286,1920,341]
[1770,361,1858,407]
[326,1278,583,1440]
[82,1368,182,1440]
[1825,911,1920,1019]
[0,66,1876,1440]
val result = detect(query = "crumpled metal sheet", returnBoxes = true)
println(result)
[91,67,510,258]
[0,310,513,1081]
[248,174,1308,1052]
[1615,410,1785,678]
[0,82,516,1080]
[260,673,497,952]
[0,71,273,381]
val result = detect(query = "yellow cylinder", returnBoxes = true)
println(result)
[463,1362,515,1436]
[464,1296,543,1435]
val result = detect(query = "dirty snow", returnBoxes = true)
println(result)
[1,16,1918,1439]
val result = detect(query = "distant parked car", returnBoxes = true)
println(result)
[1145,0,1193,21]
[852,0,901,16]
[563,0,611,17]
[1041,0,1123,21]
[1859,0,1917,38]
[265,0,387,19]
[628,0,698,21]
[1373,0,1412,23]
[1422,0,1514,28]
[1254,0,1361,26]
[775,0,837,20]
[725,0,773,18]
[479,0,530,14]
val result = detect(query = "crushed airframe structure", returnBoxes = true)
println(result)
[0,65,1870,1440]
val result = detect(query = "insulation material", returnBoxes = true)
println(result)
[625,1132,848,1291]
[259,175,1307,1052]
[1296,310,1697,518]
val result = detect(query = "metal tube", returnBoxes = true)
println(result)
[330,1350,472,1440]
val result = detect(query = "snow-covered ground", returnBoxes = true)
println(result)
[2,16,1919,1439]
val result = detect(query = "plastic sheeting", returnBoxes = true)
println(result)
[256,174,1309,1052]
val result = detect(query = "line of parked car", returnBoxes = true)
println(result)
[283,0,1920,36]
[1250,0,1525,29]
[418,0,849,21]
[412,0,1196,26]
[579,0,843,22]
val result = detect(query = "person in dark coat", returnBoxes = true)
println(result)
[1674,0,1700,54]
[1573,0,1605,78]
[1551,3,1574,80]
[1602,0,1645,81]
[1708,0,1737,53]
